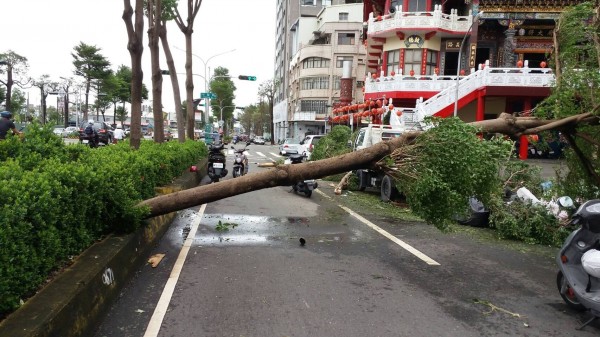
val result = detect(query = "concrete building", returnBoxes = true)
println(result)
[274,0,366,142]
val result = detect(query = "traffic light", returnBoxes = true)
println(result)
[238,75,257,81]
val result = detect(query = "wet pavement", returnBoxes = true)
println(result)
[93,146,598,337]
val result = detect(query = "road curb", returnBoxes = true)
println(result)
[0,158,208,337]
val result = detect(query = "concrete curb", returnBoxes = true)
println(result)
[0,158,208,337]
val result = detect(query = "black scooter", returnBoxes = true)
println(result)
[556,198,600,330]
[287,154,318,197]
[207,142,228,183]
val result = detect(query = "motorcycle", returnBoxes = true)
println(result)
[556,198,600,330]
[231,142,251,178]
[207,142,228,183]
[285,154,318,197]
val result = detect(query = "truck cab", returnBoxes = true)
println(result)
[354,124,405,201]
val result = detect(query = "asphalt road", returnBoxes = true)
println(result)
[92,145,596,337]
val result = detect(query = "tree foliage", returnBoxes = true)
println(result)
[72,42,111,121]
[535,2,600,201]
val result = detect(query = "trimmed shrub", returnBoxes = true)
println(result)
[0,124,207,316]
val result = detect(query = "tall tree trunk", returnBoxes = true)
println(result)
[123,0,145,149]
[5,64,13,112]
[159,20,185,142]
[147,0,164,143]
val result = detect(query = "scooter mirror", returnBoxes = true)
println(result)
[558,196,574,208]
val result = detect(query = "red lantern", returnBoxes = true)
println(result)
[460,69,466,76]
[376,99,382,107]
[370,101,376,107]
[377,15,382,21]
[434,67,440,75]
[390,70,396,76]
[517,60,523,68]
[388,104,394,110]
[378,108,384,115]
[409,69,415,76]
[372,73,377,79]
[540,61,547,68]
[396,110,403,116]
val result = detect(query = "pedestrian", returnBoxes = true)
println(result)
[113,125,125,143]
[0,111,22,140]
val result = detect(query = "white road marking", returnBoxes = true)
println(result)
[315,189,440,266]
[270,152,282,157]
[256,152,266,157]
[143,204,207,337]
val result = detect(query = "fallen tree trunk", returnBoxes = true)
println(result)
[139,112,598,218]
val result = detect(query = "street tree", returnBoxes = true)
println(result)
[32,75,57,125]
[72,42,111,122]
[210,66,235,134]
[258,79,278,144]
[146,0,165,143]
[122,0,145,149]
[0,50,31,113]
[171,0,202,140]
[161,0,186,142]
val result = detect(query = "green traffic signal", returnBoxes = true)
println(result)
[238,75,256,81]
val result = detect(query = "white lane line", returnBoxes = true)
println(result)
[143,204,207,337]
[315,189,439,266]
[256,152,266,157]
[270,152,282,157]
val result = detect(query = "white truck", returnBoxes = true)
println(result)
[353,124,405,201]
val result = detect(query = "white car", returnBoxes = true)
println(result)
[279,138,301,155]
[62,126,79,137]
[53,127,65,136]
[299,134,325,160]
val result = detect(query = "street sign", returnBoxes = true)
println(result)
[218,120,224,127]
[200,92,217,99]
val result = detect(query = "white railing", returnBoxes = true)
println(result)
[384,65,555,129]
[414,66,554,123]
[367,5,472,36]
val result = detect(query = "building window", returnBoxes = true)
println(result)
[301,0,315,5]
[403,49,422,75]
[336,55,353,68]
[301,77,329,90]
[408,0,427,12]
[302,57,330,69]
[333,75,341,90]
[425,50,438,75]
[356,80,364,88]
[338,33,355,45]
[339,12,349,21]
[323,0,331,5]
[300,100,327,114]
[386,49,400,75]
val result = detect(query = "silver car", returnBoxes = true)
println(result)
[279,138,301,155]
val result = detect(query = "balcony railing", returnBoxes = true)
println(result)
[367,5,473,36]
[385,65,555,128]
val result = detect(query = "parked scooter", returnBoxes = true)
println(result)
[231,142,251,178]
[556,198,600,330]
[207,142,228,183]
[285,154,318,197]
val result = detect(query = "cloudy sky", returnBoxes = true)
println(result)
[3,0,276,113]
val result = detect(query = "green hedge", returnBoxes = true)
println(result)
[0,123,207,316]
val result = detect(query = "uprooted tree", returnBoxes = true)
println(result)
[136,3,600,229]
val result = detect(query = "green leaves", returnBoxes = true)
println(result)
[388,118,512,230]
[0,132,207,315]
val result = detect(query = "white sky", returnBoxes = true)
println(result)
[3,0,276,113]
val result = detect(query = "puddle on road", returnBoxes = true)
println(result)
[170,212,364,247]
